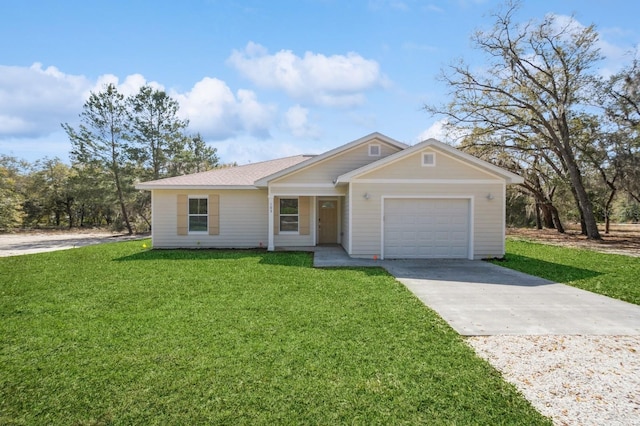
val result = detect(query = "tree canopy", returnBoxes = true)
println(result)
[0,84,220,233]
[427,1,639,238]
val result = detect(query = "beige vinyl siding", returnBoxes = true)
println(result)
[358,147,500,180]
[273,196,314,246]
[151,189,268,248]
[208,195,220,235]
[274,232,314,246]
[268,186,346,197]
[349,182,505,259]
[273,139,402,185]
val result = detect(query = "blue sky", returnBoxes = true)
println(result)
[1,0,639,165]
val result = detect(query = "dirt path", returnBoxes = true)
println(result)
[0,231,146,257]
[507,224,640,257]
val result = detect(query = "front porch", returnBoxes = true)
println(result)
[267,194,346,252]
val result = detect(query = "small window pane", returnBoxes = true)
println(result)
[189,198,207,214]
[280,216,298,232]
[321,201,335,209]
[189,216,208,232]
[280,198,298,214]
[188,197,208,232]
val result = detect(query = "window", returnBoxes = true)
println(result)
[188,197,208,232]
[369,144,381,156]
[422,152,436,167]
[279,198,299,232]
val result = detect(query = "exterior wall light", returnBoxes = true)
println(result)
[486,193,494,201]
[363,193,371,200]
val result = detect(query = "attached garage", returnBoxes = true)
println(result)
[383,198,471,259]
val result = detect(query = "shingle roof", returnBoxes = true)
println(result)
[136,155,314,189]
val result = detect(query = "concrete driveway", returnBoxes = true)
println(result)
[313,247,640,336]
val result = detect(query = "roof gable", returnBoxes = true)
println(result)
[336,138,524,184]
[254,132,407,186]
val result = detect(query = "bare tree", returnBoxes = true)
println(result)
[603,60,640,204]
[427,1,603,239]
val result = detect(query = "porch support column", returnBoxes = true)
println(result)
[268,194,275,251]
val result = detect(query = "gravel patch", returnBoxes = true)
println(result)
[0,232,146,257]
[467,335,640,426]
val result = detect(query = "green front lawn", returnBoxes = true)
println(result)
[497,239,640,305]
[1,241,549,425]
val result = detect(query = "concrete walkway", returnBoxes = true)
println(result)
[313,246,640,336]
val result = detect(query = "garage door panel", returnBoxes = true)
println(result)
[418,231,432,239]
[451,230,467,242]
[435,216,450,225]
[435,230,451,241]
[384,198,470,259]
[451,216,467,226]
[405,230,417,239]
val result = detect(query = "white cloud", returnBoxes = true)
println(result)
[236,89,275,139]
[227,42,387,107]
[173,77,276,140]
[0,63,89,138]
[92,73,164,97]
[0,64,168,140]
[548,14,634,77]
[418,119,468,143]
[0,63,277,144]
[282,105,321,139]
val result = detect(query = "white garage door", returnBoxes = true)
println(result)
[384,198,470,259]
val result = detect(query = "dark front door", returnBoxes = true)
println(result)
[318,199,338,244]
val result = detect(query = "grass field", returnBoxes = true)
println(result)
[0,240,549,425]
[497,239,640,305]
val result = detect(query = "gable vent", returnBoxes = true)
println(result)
[422,152,436,167]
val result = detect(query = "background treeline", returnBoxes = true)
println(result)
[1,84,221,233]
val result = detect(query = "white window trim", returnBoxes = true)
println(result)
[368,144,381,157]
[279,197,300,234]
[422,151,436,167]
[188,195,209,234]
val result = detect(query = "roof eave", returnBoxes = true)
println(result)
[135,184,260,191]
